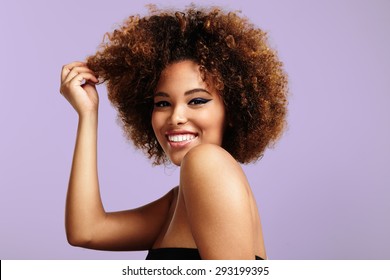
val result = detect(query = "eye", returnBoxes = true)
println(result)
[154,101,170,108]
[188,98,211,105]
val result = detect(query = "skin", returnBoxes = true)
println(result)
[151,60,226,166]
[60,60,266,259]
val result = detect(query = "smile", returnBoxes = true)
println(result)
[167,134,197,143]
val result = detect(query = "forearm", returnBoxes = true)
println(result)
[65,112,105,245]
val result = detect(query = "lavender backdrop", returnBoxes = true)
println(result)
[0,0,389,260]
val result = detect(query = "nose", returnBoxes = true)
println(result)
[169,105,188,126]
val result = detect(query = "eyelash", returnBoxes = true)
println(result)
[189,98,211,105]
[154,98,211,108]
[154,101,170,108]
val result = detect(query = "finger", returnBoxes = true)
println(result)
[62,66,96,84]
[82,82,98,93]
[61,61,87,82]
[62,66,94,83]
[69,72,99,87]
[60,72,99,95]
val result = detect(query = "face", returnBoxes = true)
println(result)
[151,60,226,166]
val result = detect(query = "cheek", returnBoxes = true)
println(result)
[214,107,227,141]
[199,106,226,135]
[151,113,165,149]
[211,104,226,128]
[151,111,169,146]
[151,112,160,136]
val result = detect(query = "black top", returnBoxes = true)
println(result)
[146,248,263,260]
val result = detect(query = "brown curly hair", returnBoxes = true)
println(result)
[86,5,288,165]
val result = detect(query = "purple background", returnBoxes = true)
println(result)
[0,0,389,260]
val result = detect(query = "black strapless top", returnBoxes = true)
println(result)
[146,248,263,260]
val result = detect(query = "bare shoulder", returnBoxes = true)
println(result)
[180,144,256,259]
[181,144,244,179]
[180,144,249,207]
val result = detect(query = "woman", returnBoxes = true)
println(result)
[60,6,287,260]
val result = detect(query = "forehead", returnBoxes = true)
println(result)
[156,60,208,90]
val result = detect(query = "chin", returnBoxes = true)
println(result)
[169,155,185,166]
[167,149,190,166]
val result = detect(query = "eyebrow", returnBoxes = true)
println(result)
[154,88,211,97]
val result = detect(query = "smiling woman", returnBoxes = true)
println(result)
[59,5,287,260]
[152,60,226,166]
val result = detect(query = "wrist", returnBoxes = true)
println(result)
[78,110,98,123]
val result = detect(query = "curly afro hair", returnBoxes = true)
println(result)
[86,5,288,165]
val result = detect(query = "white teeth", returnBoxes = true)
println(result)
[168,134,196,142]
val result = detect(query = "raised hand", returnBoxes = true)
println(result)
[60,61,99,116]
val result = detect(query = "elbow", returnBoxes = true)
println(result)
[66,230,92,248]
[66,236,83,247]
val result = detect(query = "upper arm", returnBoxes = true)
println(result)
[76,188,174,251]
[180,144,255,259]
